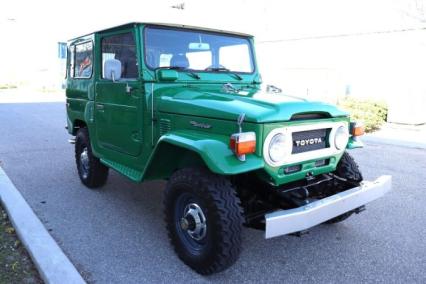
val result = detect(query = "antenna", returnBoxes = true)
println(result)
[171,3,185,10]
[237,113,245,133]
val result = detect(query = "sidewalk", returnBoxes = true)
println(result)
[364,123,426,149]
[0,167,85,284]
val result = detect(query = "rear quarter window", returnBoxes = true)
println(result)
[72,42,93,78]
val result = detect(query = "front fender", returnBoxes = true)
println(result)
[142,130,264,180]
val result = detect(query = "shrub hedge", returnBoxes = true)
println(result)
[338,97,388,133]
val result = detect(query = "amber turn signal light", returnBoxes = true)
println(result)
[350,122,365,137]
[230,132,256,158]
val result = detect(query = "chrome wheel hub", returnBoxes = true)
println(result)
[180,203,207,241]
[80,147,89,178]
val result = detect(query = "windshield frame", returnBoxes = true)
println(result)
[143,25,256,75]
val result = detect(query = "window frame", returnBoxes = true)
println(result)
[68,45,74,78]
[100,30,139,81]
[143,25,256,75]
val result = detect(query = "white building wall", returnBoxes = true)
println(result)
[1,0,425,123]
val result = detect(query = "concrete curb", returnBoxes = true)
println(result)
[0,167,86,284]
[363,135,426,150]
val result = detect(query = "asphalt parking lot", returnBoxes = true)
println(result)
[0,102,425,283]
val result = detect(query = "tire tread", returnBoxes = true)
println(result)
[163,168,243,275]
[75,128,109,188]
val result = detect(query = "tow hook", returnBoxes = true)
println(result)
[289,230,310,237]
[354,205,366,214]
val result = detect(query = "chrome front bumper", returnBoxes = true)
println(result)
[265,175,392,239]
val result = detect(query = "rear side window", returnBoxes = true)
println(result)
[101,32,138,79]
[73,42,93,78]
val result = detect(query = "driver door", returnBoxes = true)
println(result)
[95,30,142,157]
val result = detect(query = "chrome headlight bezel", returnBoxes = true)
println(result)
[263,129,293,167]
[269,133,287,163]
[334,125,350,150]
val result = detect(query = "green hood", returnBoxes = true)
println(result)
[157,87,348,123]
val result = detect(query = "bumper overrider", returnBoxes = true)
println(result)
[265,175,392,238]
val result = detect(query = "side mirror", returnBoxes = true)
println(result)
[157,69,178,81]
[103,59,122,82]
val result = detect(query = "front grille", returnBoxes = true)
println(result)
[291,113,329,121]
[291,128,329,154]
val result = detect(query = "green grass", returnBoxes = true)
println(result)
[0,205,42,284]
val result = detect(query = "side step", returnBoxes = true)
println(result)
[100,158,143,182]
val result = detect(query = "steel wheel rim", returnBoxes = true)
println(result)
[181,203,207,241]
[175,193,208,253]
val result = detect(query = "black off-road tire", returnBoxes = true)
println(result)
[334,151,363,183]
[326,151,363,224]
[164,168,243,275]
[75,128,109,188]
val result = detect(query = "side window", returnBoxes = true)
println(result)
[74,42,93,78]
[102,32,138,79]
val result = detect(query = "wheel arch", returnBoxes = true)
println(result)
[142,131,264,181]
[143,142,206,180]
[71,119,87,135]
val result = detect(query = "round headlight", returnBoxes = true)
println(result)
[334,126,349,150]
[269,133,287,163]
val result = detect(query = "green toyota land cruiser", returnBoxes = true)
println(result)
[66,23,392,275]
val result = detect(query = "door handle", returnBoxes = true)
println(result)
[125,83,139,94]
[96,104,105,110]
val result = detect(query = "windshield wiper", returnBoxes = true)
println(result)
[155,66,200,79]
[155,66,185,70]
[205,67,243,81]
[205,67,229,72]
[185,69,201,79]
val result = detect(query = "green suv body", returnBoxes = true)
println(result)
[66,23,391,274]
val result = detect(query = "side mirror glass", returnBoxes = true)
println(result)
[103,59,122,81]
[157,69,179,81]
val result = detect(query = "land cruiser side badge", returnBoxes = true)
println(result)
[190,121,212,129]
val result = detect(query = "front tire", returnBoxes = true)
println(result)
[75,128,109,188]
[164,168,243,275]
[326,151,363,224]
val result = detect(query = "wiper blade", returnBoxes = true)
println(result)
[185,69,201,79]
[205,67,242,80]
[230,72,243,81]
[205,67,230,72]
[154,66,186,71]
[155,66,200,79]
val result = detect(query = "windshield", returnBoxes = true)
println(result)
[144,26,254,73]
